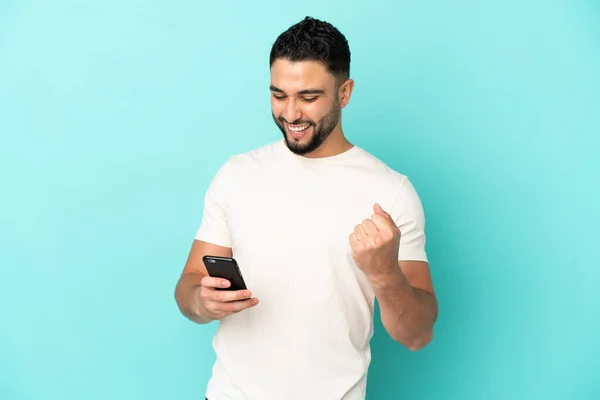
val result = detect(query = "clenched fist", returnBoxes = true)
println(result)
[349,203,401,278]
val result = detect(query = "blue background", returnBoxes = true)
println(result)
[1,1,599,399]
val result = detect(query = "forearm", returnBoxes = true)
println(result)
[371,269,438,351]
[174,271,214,324]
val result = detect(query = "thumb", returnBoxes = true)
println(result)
[373,203,392,220]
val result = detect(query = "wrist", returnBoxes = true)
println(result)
[368,264,409,291]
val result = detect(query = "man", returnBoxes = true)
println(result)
[175,16,438,400]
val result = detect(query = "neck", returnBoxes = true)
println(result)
[303,126,353,159]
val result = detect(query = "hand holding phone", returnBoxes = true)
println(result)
[195,256,258,320]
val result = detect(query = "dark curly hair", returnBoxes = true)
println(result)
[269,16,351,84]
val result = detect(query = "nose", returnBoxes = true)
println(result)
[282,98,302,124]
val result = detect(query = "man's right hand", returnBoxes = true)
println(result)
[194,276,259,321]
[175,240,257,324]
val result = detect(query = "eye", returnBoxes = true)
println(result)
[302,97,318,102]
[272,93,286,100]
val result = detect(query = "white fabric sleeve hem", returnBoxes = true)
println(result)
[390,177,428,263]
[194,229,233,248]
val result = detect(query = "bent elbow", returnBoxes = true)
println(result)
[403,330,434,352]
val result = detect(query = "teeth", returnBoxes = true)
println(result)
[289,124,310,132]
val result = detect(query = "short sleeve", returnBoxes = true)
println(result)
[194,160,233,248]
[390,178,428,262]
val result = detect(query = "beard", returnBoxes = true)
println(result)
[272,99,341,156]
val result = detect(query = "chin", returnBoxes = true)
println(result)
[287,133,310,143]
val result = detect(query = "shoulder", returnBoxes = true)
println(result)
[352,146,410,189]
[213,139,283,179]
[351,146,424,217]
[222,139,283,170]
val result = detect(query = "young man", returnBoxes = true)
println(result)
[175,16,438,400]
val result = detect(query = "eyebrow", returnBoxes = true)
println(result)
[269,85,325,95]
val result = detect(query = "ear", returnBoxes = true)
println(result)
[338,78,355,108]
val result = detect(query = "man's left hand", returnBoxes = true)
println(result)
[349,203,401,279]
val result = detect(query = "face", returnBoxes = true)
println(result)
[270,59,352,156]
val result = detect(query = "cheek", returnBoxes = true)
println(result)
[271,100,280,114]
[306,103,329,123]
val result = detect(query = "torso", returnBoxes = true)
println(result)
[205,140,408,400]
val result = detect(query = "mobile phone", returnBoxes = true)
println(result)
[202,255,248,291]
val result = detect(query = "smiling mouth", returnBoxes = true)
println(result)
[286,123,312,138]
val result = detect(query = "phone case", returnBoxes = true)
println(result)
[202,255,248,291]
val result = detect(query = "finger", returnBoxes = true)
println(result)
[201,299,221,315]
[211,288,253,303]
[201,275,231,289]
[373,203,393,221]
[361,218,379,235]
[354,224,367,241]
[371,212,399,232]
[217,297,259,313]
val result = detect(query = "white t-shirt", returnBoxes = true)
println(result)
[195,139,428,400]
